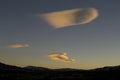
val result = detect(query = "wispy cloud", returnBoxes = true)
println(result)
[48,52,75,62]
[40,8,98,29]
[9,44,29,48]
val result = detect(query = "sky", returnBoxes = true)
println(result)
[0,0,120,69]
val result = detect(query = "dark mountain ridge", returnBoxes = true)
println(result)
[0,62,21,70]
[24,66,50,70]
[93,65,120,71]
[0,62,120,71]
[0,62,120,80]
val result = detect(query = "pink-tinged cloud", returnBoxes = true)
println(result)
[40,8,98,29]
[48,52,75,62]
[9,44,29,48]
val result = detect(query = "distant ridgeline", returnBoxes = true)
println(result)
[0,62,120,80]
[0,62,120,71]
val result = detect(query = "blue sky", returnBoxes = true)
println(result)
[0,0,120,69]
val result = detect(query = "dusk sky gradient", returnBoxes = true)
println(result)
[0,0,120,69]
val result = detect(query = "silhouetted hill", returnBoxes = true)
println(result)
[54,68,85,72]
[1,62,120,71]
[93,65,120,71]
[0,62,120,80]
[24,66,50,70]
[23,65,120,72]
[0,62,21,70]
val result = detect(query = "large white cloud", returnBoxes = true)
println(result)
[9,44,29,48]
[48,52,75,62]
[40,8,98,29]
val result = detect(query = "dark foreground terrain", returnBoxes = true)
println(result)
[0,62,120,80]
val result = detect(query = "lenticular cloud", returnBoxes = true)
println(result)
[40,8,98,29]
[48,52,75,62]
[9,44,29,48]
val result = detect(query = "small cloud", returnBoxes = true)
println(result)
[48,52,75,62]
[40,8,98,29]
[9,44,29,48]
